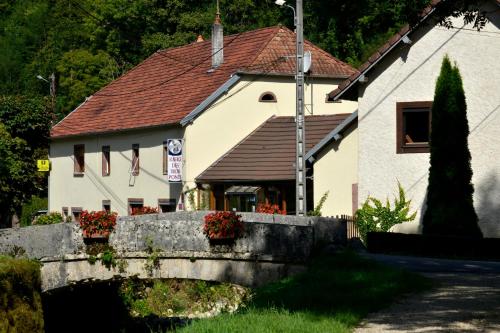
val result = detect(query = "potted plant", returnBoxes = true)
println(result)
[256,203,286,215]
[131,206,159,215]
[203,211,244,241]
[79,210,117,239]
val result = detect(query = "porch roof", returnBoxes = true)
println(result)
[196,114,351,182]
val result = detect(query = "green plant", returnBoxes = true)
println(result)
[0,256,44,333]
[355,183,416,243]
[101,248,117,269]
[20,196,47,227]
[144,238,161,276]
[308,191,329,216]
[85,243,117,270]
[32,211,63,225]
[423,56,482,238]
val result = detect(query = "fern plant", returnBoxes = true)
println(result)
[355,183,416,243]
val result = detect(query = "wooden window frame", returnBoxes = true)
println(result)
[131,144,140,176]
[158,198,176,213]
[163,142,168,175]
[102,145,111,176]
[258,91,277,103]
[71,207,82,222]
[62,207,69,220]
[73,144,85,176]
[128,198,143,215]
[396,101,432,154]
[102,200,111,212]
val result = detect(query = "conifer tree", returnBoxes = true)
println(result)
[422,56,482,237]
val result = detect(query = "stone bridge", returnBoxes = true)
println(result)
[0,212,346,291]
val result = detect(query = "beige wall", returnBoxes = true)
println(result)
[49,75,358,214]
[357,5,500,236]
[184,75,358,209]
[49,127,184,217]
[313,124,358,217]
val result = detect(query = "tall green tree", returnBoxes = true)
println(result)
[422,56,482,238]
[0,96,50,226]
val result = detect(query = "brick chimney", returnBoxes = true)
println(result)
[211,4,223,68]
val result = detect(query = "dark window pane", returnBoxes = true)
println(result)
[403,110,429,144]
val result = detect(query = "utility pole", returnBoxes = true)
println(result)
[295,0,306,216]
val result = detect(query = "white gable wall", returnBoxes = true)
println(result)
[357,5,500,236]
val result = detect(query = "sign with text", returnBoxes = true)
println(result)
[167,139,183,182]
[37,160,50,172]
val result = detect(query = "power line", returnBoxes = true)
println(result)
[67,0,109,27]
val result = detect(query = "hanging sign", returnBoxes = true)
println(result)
[167,139,183,182]
[37,160,50,172]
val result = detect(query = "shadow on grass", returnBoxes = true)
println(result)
[179,251,433,333]
[254,251,432,323]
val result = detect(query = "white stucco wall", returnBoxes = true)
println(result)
[357,5,500,236]
[183,75,358,205]
[49,127,184,216]
[313,124,358,217]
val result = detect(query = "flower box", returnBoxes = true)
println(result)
[79,210,117,239]
[203,211,244,241]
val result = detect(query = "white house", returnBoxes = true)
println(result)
[49,17,358,218]
[327,0,500,237]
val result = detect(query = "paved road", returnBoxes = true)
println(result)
[356,253,500,333]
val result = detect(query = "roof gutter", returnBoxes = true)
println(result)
[180,74,241,126]
[305,111,358,162]
[332,7,437,101]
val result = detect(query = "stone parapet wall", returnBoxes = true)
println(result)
[0,213,346,290]
[112,212,346,262]
[0,223,85,259]
[0,213,346,262]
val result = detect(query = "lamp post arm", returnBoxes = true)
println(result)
[285,4,297,27]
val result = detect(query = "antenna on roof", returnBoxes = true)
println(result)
[215,0,221,24]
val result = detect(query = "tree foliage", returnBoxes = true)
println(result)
[0,96,49,224]
[0,0,489,113]
[422,56,482,238]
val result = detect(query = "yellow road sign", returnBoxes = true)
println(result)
[37,160,50,172]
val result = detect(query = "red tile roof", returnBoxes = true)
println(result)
[196,114,351,182]
[51,26,356,138]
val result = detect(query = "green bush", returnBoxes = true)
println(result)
[355,183,416,243]
[20,196,47,227]
[0,256,44,333]
[32,212,63,225]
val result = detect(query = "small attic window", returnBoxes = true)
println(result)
[259,92,277,103]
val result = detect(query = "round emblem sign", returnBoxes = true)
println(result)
[168,140,182,155]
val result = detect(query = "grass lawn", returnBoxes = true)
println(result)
[177,251,432,333]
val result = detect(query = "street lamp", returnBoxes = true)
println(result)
[275,0,306,216]
[36,73,56,123]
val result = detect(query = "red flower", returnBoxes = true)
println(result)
[79,210,117,237]
[203,211,244,239]
[256,203,286,216]
[131,206,159,215]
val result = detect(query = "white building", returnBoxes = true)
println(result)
[327,0,500,237]
[49,20,358,219]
